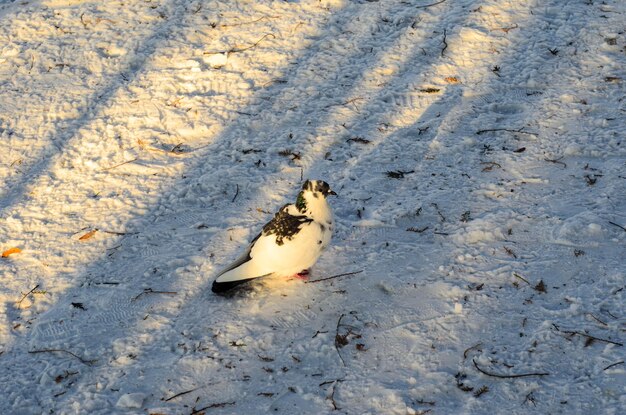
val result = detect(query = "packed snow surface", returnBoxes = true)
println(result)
[0,0,625,414]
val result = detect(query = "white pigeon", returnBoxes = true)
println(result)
[211,180,336,293]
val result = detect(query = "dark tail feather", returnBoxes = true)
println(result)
[211,277,257,294]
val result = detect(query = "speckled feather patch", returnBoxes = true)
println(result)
[262,204,313,245]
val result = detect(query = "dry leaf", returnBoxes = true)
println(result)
[445,76,460,83]
[79,229,98,241]
[2,247,22,258]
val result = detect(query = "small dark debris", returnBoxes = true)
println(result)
[420,87,440,93]
[312,330,328,338]
[534,280,547,293]
[480,162,501,172]
[584,175,598,185]
[513,147,526,153]
[549,48,559,55]
[258,392,274,397]
[468,283,484,291]
[170,143,186,153]
[335,334,349,348]
[242,148,262,154]
[71,302,86,310]
[524,392,537,406]
[54,371,78,383]
[473,385,489,398]
[346,137,371,144]
[278,149,301,161]
[407,226,429,233]
[386,170,414,179]
[461,211,471,222]
[356,343,367,351]
[574,249,585,257]
[503,247,517,259]
[454,372,473,392]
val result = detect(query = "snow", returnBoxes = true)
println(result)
[0,0,625,413]
[116,393,145,409]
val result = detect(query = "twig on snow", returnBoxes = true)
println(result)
[28,349,96,366]
[101,229,138,236]
[232,184,239,203]
[80,13,88,28]
[312,330,329,338]
[203,33,275,56]
[132,288,178,301]
[431,202,446,222]
[102,158,138,171]
[586,313,608,327]
[544,157,567,168]
[16,284,40,309]
[219,15,279,27]
[191,401,235,414]
[491,24,518,33]
[603,361,624,371]
[334,314,347,366]
[320,379,344,410]
[306,270,363,284]
[328,380,341,410]
[441,28,448,57]
[608,221,626,232]
[513,273,530,285]
[472,359,549,378]
[164,387,200,402]
[559,329,623,346]
[476,128,538,137]
[463,342,483,359]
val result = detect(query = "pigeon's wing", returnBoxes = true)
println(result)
[215,232,261,276]
[211,232,270,293]
[212,205,316,293]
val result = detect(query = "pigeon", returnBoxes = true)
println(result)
[211,180,336,293]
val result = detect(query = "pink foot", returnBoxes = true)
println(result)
[291,269,310,281]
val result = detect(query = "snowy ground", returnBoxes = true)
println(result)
[0,0,625,413]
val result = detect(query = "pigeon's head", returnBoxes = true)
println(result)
[296,180,336,215]
[302,180,337,198]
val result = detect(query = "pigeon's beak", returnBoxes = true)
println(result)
[328,190,338,196]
